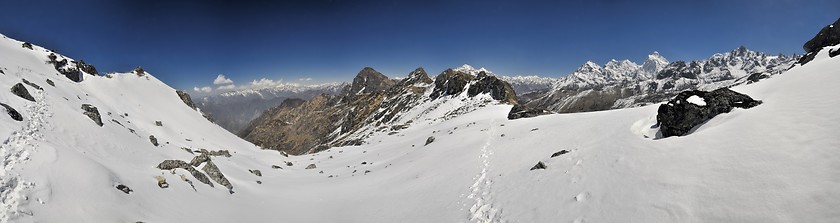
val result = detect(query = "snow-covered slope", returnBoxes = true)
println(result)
[2,31,839,223]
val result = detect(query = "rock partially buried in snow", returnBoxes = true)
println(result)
[550,150,569,158]
[425,136,435,146]
[202,161,233,192]
[149,135,159,146]
[305,164,317,169]
[115,184,132,194]
[249,169,262,177]
[657,88,762,137]
[1,102,23,121]
[175,90,198,110]
[11,83,35,102]
[530,161,547,170]
[508,104,552,120]
[81,104,103,126]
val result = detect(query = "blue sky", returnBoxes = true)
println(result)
[0,0,837,93]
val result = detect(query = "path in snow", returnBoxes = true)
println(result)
[1,86,49,221]
[466,120,504,223]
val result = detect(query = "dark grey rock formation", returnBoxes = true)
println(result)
[550,150,569,158]
[116,184,132,194]
[189,153,210,167]
[801,18,840,65]
[424,136,435,146]
[46,79,55,87]
[507,104,551,120]
[467,72,518,104]
[1,103,22,121]
[21,42,32,50]
[430,69,474,100]
[657,88,762,137]
[202,161,233,191]
[11,83,35,102]
[149,135,159,146]
[175,90,197,110]
[22,79,42,90]
[305,164,317,169]
[249,169,262,177]
[346,67,395,95]
[156,160,213,187]
[81,104,103,126]
[530,161,547,170]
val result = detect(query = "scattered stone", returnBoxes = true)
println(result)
[81,104,103,126]
[179,174,196,191]
[21,42,33,50]
[657,88,762,137]
[249,169,262,177]
[154,176,169,188]
[531,128,539,131]
[199,149,232,157]
[155,121,163,126]
[424,136,435,146]
[116,184,132,194]
[319,170,324,174]
[285,161,293,166]
[361,162,367,165]
[271,165,282,169]
[551,150,569,158]
[45,79,55,87]
[364,170,371,174]
[134,66,145,76]
[202,161,233,191]
[305,164,317,169]
[500,134,505,137]
[1,103,23,121]
[149,135,159,146]
[181,147,195,154]
[11,83,35,102]
[256,180,262,184]
[530,161,547,170]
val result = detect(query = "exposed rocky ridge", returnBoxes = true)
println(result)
[525,47,799,114]
[800,18,840,65]
[242,67,517,155]
[657,88,762,137]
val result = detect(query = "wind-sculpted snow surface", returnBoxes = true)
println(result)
[1,28,839,222]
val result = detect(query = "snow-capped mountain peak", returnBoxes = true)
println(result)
[454,64,494,76]
[642,51,670,76]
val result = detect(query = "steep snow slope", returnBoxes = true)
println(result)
[1,32,838,223]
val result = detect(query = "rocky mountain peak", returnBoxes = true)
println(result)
[347,67,395,95]
[642,51,670,75]
[398,67,432,86]
[800,18,840,64]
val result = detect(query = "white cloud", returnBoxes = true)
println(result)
[213,74,234,85]
[250,78,282,88]
[299,77,313,82]
[193,86,212,93]
[217,84,236,90]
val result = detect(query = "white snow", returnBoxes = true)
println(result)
[686,95,706,106]
[1,33,839,223]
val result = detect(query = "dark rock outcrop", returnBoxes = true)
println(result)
[424,136,435,146]
[430,69,475,100]
[202,161,233,191]
[11,83,35,102]
[81,104,103,126]
[21,42,33,50]
[249,169,262,177]
[346,67,395,95]
[467,72,518,104]
[305,164,317,169]
[73,60,98,75]
[46,79,55,87]
[175,90,197,110]
[149,135,159,146]
[550,150,569,158]
[530,161,547,170]
[156,160,214,187]
[656,88,762,137]
[800,18,840,65]
[116,184,132,194]
[1,103,23,121]
[22,79,42,91]
[507,104,551,120]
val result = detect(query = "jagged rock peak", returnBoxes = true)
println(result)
[453,64,493,76]
[804,18,840,53]
[348,67,396,95]
[398,67,433,86]
[577,61,603,73]
[642,51,670,75]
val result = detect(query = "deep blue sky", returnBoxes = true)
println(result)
[0,0,837,92]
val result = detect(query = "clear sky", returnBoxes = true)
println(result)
[0,0,837,93]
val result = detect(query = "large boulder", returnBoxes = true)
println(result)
[156,160,214,187]
[11,83,35,102]
[800,18,840,65]
[507,104,551,120]
[81,104,103,126]
[656,88,762,137]
[1,102,23,121]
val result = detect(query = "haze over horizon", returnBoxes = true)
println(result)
[0,0,836,94]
